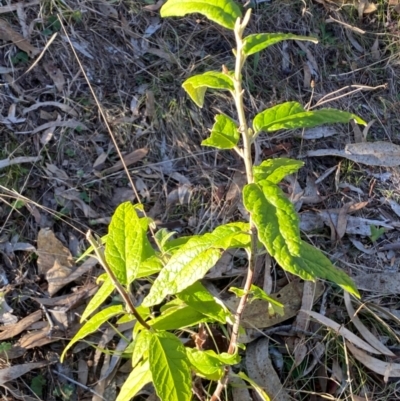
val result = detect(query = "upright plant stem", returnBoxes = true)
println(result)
[211,11,258,400]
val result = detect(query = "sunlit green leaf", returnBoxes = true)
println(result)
[61,305,124,361]
[178,281,232,323]
[253,158,304,184]
[243,182,360,297]
[150,332,192,401]
[131,330,152,369]
[161,0,242,30]
[142,223,250,307]
[150,302,209,330]
[202,114,239,149]
[137,255,163,278]
[105,202,144,285]
[182,72,234,107]
[116,360,152,401]
[243,33,317,56]
[80,276,114,322]
[253,101,367,133]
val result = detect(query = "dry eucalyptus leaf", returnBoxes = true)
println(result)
[370,38,380,60]
[304,310,381,354]
[344,292,395,356]
[246,338,291,401]
[0,19,40,57]
[354,272,400,294]
[0,310,42,341]
[224,281,325,328]
[36,228,74,275]
[0,361,48,385]
[101,148,148,175]
[307,141,400,167]
[22,101,78,117]
[0,156,41,170]
[0,294,18,325]
[346,342,400,380]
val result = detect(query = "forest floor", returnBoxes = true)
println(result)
[1,0,400,400]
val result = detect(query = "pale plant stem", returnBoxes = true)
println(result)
[210,11,258,401]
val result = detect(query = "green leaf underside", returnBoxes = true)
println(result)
[149,332,192,401]
[160,0,242,30]
[182,72,234,107]
[253,158,304,184]
[116,360,152,401]
[143,223,250,306]
[131,330,152,369]
[61,305,124,361]
[253,102,367,133]
[243,33,318,56]
[105,202,143,285]
[150,303,209,330]
[243,183,359,297]
[202,114,239,149]
[237,372,271,401]
[80,276,114,322]
[178,281,231,323]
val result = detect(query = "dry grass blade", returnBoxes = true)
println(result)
[303,310,382,354]
[344,292,395,356]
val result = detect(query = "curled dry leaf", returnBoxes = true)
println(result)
[0,19,40,57]
[344,292,395,356]
[307,141,400,167]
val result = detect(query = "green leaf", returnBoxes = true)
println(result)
[253,158,304,184]
[160,0,242,30]
[237,371,270,401]
[76,234,107,263]
[245,182,302,256]
[149,332,192,401]
[137,255,164,278]
[105,202,144,285]
[31,375,45,397]
[178,281,232,323]
[243,182,360,297]
[142,223,250,306]
[229,285,284,316]
[187,349,240,380]
[150,301,209,330]
[80,276,115,322]
[61,305,124,361]
[249,285,284,316]
[131,330,152,369]
[116,360,152,401]
[202,114,239,149]
[155,228,177,251]
[369,224,386,242]
[253,101,367,133]
[243,33,318,56]
[182,71,234,107]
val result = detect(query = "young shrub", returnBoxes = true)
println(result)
[63,1,365,400]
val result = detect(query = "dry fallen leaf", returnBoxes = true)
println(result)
[303,310,381,354]
[346,341,400,380]
[246,338,291,401]
[225,281,325,328]
[344,292,395,356]
[46,259,73,296]
[101,148,148,175]
[0,294,18,325]
[370,38,380,60]
[0,19,40,57]
[36,228,74,275]
[0,156,42,170]
[43,62,65,92]
[0,310,42,341]
[22,101,78,117]
[0,361,48,385]
[354,272,400,294]
[307,141,400,167]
